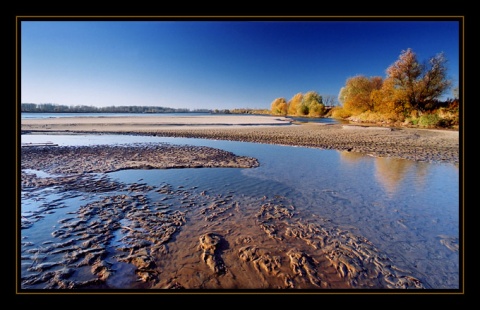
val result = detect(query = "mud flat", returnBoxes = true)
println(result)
[21,116,459,164]
[20,143,428,290]
[21,143,259,175]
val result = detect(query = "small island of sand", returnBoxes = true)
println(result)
[21,114,459,164]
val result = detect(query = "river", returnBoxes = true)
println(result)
[19,133,459,290]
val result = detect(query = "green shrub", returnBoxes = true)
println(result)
[418,113,441,127]
[409,118,419,125]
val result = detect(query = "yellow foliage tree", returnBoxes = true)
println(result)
[339,75,383,115]
[308,102,325,117]
[371,78,405,116]
[386,48,451,112]
[270,97,288,115]
[288,93,303,115]
[302,91,324,116]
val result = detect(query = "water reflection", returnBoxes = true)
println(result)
[340,152,429,197]
[374,157,415,196]
[338,151,367,164]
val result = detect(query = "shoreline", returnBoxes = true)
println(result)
[20,115,459,165]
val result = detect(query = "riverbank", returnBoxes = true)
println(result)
[21,115,459,164]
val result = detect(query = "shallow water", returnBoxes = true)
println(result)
[19,134,460,290]
[21,112,342,124]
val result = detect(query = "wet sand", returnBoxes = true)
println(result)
[21,144,427,289]
[21,115,459,164]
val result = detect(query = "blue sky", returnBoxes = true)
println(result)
[20,19,460,110]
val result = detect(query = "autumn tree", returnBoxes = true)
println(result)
[270,91,328,117]
[385,48,452,112]
[270,97,288,115]
[297,91,325,116]
[339,75,383,114]
[308,102,325,116]
[305,91,324,117]
[288,93,303,115]
[303,91,323,106]
[370,78,406,120]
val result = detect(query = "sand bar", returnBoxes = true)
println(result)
[21,115,459,164]
[21,115,292,128]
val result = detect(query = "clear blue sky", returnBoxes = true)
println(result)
[20,19,460,110]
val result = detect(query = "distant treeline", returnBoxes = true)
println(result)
[21,103,210,114]
[211,108,271,115]
[21,103,273,115]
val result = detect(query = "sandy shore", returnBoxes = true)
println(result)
[21,115,460,164]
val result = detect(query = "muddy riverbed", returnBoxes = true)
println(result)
[20,141,457,290]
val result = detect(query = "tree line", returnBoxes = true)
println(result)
[334,48,458,128]
[270,48,458,128]
[21,103,271,116]
[22,48,458,129]
[21,103,209,114]
[270,92,338,117]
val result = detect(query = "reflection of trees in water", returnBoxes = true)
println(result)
[375,158,430,196]
[339,151,368,164]
[375,157,412,196]
[340,151,430,196]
